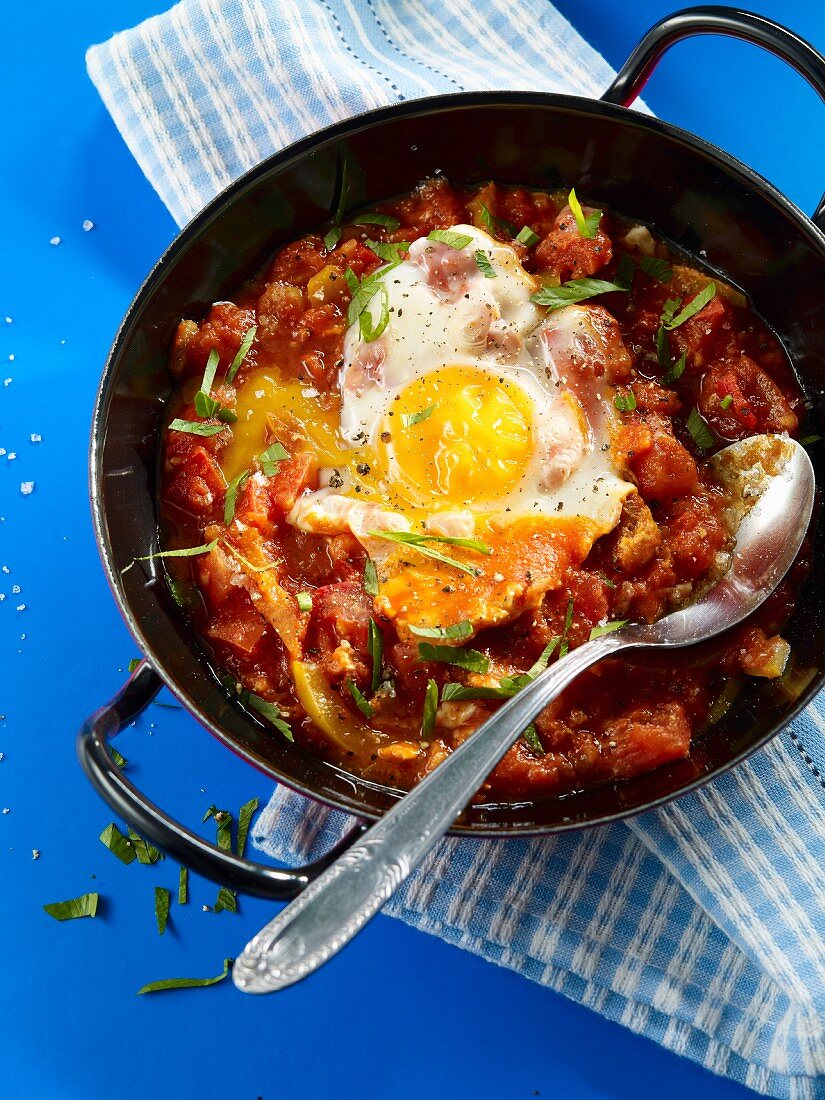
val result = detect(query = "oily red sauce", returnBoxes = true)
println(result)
[159,178,805,801]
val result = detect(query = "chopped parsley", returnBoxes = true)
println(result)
[440,683,512,701]
[366,239,410,263]
[178,865,189,905]
[236,798,259,860]
[194,349,221,418]
[137,958,233,995]
[214,886,238,914]
[167,419,225,437]
[639,256,673,283]
[44,893,99,921]
[478,203,517,238]
[416,643,490,674]
[128,826,164,865]
[258,441,290,477]
[409,620,473,640]
[324,227,342,251]
[615,253,635,291]
[613,391,637,413]
[401,406,434,428]
[347,678,374,718]
[558,597,575,659]
[801,434,822,446]
[346,263,402,342]
[155,887,171,935]
[421,679,439,737]
[109,745,128,769]
[515,225,539,247]
[134,538,218,565]
[663,283,716,330]
[568,188,602,238]
[427,229,473,250]
[719,394,733,410]
[368,619,383,694]
[366,530,486,577]
[246,694,294,741]
[100,822,136,865]
[223,469,250,525]
[474,250,497,278]
[662,353,687,386]
[224,326,257,384]
[128,658,142,673]
[531,278,627,311]
[364,557,379,597]
[686,407,715,451]
[203,805,233,852]
[522,724,544,756]
[589,620,628,640]
[353,211,401,230]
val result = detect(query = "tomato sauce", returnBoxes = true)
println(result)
[159,178,805,801]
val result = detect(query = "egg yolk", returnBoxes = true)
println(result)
[379,365,534,508]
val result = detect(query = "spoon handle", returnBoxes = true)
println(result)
[233,630,629,994]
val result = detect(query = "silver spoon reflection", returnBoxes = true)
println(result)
[233,434,814,994]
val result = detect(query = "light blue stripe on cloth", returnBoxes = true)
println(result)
[86,3,825,1096]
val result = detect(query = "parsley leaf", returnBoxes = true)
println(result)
[225,326,257,384]
[615,253,635,291]
[168,419,225,437]
[366,530,484,577]
[662,353,686,386]
[474,250,496,278]
[214,886,238,914]
[401,406,434,428]
[347,678,374,718]
[44,893,99,921]
[422,679,439,737]
[440,683,512,701]
[416,643,490,674]
[134,538,218,565]
[686,407,715,451]
[558,597,575,659]
[568,188,602,238]
[178,866,189,905]
[531,278,627,311]
[354,211,401,230]
[323,227,342,251]
[478,203,517,238]
[640,256,673,283]
[358,282,390,343]
[427,229,473,250]
[223,470,250,525]
[366,239,410,263]
[409,620,473,640]
[258,441,290,477]
[137,958,233,995]
[368,619,383,694]
[155,887,171,935]
[236,797,259,860]
[128,826,164,865]
[515,225,539,247]
[664,283,716,330]
[100,822,136,865]
[364,557,378,597]
[589,620,628,640]
[613,391,637,413]
[522,724,545,756]
[203,805,232,852]
[109,745,128,769]
[247,694,294,741]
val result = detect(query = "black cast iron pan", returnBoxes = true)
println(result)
[78,7,825,898]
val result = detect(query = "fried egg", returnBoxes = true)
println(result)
[224,224,636,637]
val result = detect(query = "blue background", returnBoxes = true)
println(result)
[1,2,822,1097]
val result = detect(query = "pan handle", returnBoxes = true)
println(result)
[76,660,367,899]
[601,6,825,229]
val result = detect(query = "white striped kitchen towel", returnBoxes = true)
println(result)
[87,3,825,1096]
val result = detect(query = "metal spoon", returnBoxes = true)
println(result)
[233,435,814,994]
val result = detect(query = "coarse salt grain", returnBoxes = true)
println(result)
[20,481,34,495]
[16,605,25,612]
[0,449,5,457]
[2,808,8,815]
[82,219,95,232]
[49,236,61,246]
[30,434,41,443]
[4,317,11,324]
[32,850,40,860]
[8,452,16,460]
[11,585,19,594]
[3,379,11,386]
[0,595,5,601]
[8,355,13,362]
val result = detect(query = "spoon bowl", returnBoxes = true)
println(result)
[233,434,815,995]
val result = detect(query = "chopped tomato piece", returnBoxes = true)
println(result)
[205,589,267,656]
[535,203,612,280]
